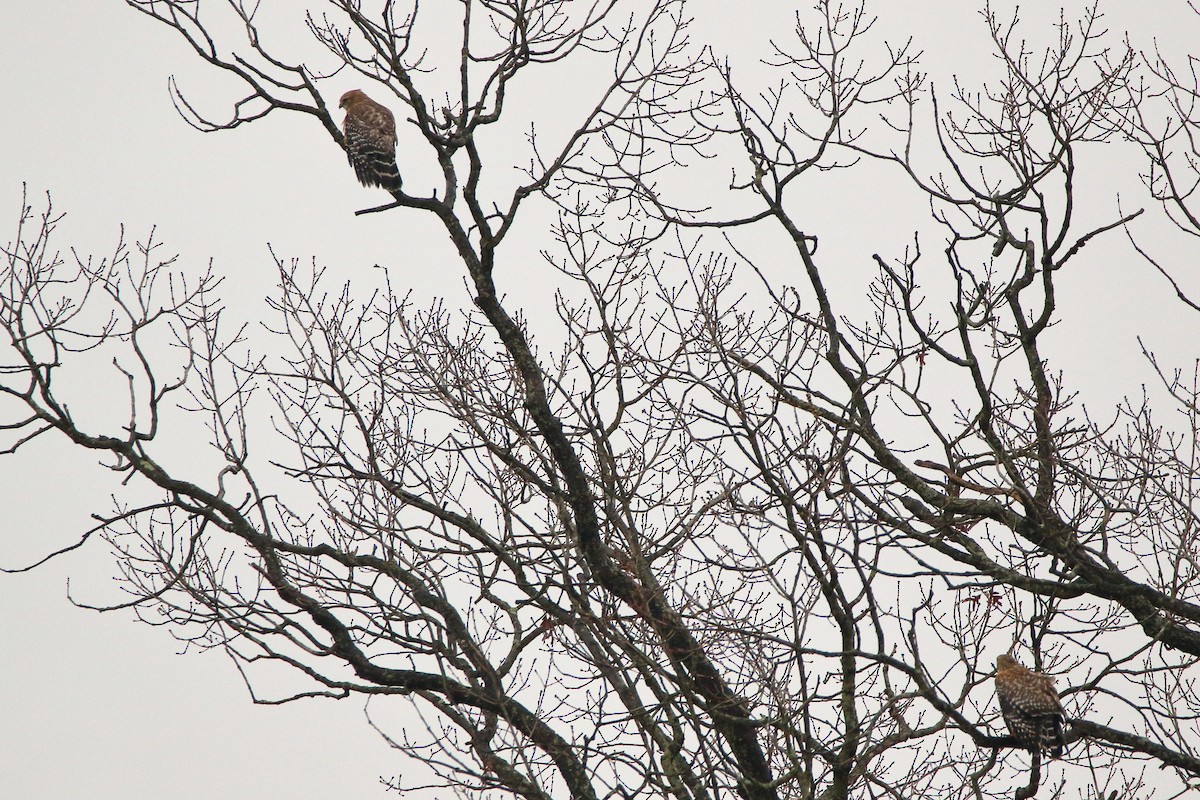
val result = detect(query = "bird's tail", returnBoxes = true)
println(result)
[1044,716,1066,759]
[349,149,402,194]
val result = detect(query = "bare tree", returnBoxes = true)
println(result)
[4,2,1200,799]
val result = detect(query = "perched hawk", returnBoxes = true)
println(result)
[995,653,1067,758]
[339,89,401,193]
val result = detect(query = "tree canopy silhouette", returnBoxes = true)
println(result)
[4,2,1200,798]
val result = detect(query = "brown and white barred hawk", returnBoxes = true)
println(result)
[995,654,1067,758]
[339,89,401,193]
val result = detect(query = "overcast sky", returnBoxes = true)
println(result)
[2,2,1199,798]
[0,3,441,797]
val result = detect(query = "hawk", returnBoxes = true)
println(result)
[995,653,1067,758]
[339,89,401,193]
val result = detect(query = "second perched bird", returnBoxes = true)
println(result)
[995,653,1067,758]
[339,89,401,193]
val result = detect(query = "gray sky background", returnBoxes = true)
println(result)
[2,2,1199,798]
[0,3,437,797]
